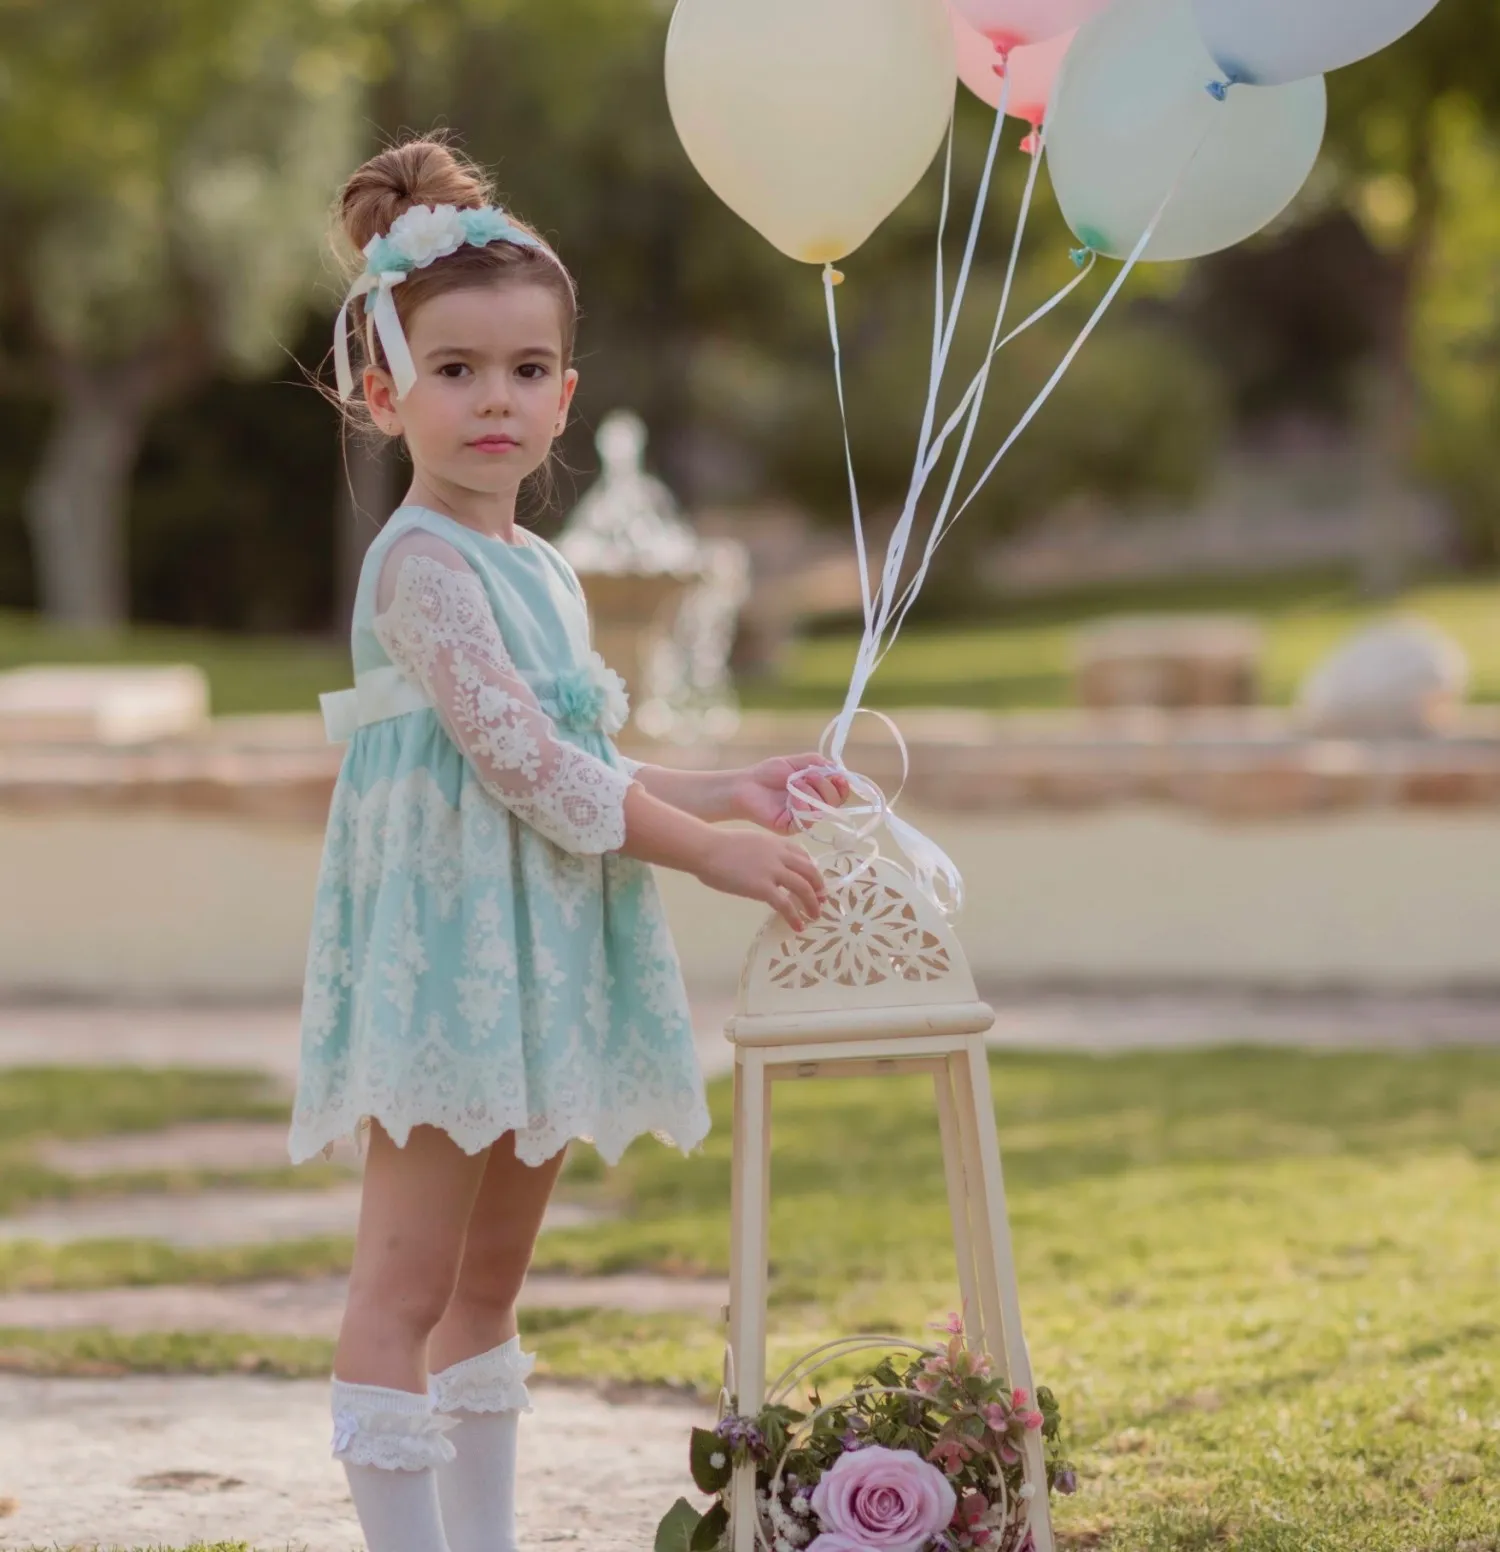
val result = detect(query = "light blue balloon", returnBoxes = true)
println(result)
[1047,0,1326,264]
[1192,0,1443,87]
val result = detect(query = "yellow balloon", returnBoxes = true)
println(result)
[666,0,957,265]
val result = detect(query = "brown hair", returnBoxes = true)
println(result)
[335,135,579,387]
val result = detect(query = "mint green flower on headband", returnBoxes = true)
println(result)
[458,206,521,246]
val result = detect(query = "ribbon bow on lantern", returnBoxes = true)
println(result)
[785,712,965,918]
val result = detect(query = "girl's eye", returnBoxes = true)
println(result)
[517,363,549,381]
[437,363,470,379]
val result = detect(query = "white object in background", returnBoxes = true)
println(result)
[1191,0,1443,88]
[1298,619,1469,738]
[720,850,1053,1552]
[1047,0,1327,262]
[665,0,956,264]
[0,665,209,746]
[558,410,747,744]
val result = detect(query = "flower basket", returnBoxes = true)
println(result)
[656,1319,1075,1552]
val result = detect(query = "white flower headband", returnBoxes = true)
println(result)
[333,202,562,402]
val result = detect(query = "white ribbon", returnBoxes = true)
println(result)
[334,270,418,402]
[786,712,964,917]
[320,665,429,743]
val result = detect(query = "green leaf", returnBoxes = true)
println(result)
[690,1500,730,1552]
[655,1498,704,1552]
[690,1427,732,1494]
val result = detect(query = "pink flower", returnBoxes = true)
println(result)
[1011,1389,1030,1409]
[809,1445,958,1552]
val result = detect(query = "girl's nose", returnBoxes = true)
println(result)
[476,371,512,417]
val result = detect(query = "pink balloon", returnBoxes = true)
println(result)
[949,0,1115,52]
[951,8,1075,132]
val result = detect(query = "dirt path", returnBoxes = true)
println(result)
[0,1270,729,1336]
[0,1372,712,1550]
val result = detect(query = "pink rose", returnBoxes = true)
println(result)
[808,1445,958,1552]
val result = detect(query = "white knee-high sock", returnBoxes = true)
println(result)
[331,1376,457,1552]
[429,1336,536,1552]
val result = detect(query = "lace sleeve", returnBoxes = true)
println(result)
[371,532,634,856]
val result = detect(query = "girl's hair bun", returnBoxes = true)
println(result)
[338,137,492,257]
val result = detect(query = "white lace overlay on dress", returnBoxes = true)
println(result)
[372,533,633,856]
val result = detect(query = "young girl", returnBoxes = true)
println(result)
[287,138,847,1552]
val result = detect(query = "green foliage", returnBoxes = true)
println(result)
[652,1497,704,1552]
[0,0,371,370]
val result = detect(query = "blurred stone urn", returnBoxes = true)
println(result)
[557,410,748,744]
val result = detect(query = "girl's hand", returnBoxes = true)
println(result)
[694,830,828,930]
[731,753,851,835]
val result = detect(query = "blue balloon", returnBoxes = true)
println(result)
[1192,0,1443,87]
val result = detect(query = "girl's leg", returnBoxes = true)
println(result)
[426,1131,570,1552]
[332,1122,490,1552]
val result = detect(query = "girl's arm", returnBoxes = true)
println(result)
[628,758,850,834]
[373,532,825,928]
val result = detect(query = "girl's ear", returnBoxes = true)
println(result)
[363,367,404,438]
[553,368,580,438]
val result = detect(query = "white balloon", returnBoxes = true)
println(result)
[1192,0,1443,87]
[1047,0,1326,263]
[665,0,956,265]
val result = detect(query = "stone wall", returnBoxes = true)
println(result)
[3,709,1499,997]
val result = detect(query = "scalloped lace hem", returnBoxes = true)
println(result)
[430,1342,536,1415]
[289,1095,712,1170]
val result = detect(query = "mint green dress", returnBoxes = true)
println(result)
[288,505,710,1167]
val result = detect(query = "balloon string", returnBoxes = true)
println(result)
[828,80,1010,767]
[821,263,873,646]
[949,126,1214,527]
[788,710,964,916]
[874,126,1049,667]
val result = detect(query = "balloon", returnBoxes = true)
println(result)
[1191,0,1443,88]
[950,0,1116,52]
[951,8,1075,130]
[1046,0,1326,263]
[665,0,956,265]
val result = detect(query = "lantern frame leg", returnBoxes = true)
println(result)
[727,1049,771,1551]
[723,1033,1054,1552]
[949,1035,1056,1552]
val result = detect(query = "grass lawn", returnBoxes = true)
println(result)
[2,1051,1497,1549]
[6,570,1500,717]
[750,571,1500,712]
[0,1067,338,1219]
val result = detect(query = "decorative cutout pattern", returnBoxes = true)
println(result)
[765,854,954,991]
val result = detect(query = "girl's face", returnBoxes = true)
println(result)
[365,281,578,503]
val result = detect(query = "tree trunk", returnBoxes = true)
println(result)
[24,359,160,628]
[336,431,397,639]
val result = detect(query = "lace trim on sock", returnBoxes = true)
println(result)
[331,1379,459,1471]
[429,1340,537,1415]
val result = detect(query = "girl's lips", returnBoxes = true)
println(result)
[470,436,519,452]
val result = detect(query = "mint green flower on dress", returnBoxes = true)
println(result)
[548,655,630,735]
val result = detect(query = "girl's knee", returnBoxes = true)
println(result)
[347,1269,456,1341]
[449,1263,525,1322]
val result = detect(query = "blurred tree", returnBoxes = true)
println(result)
[0,0,376,624]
